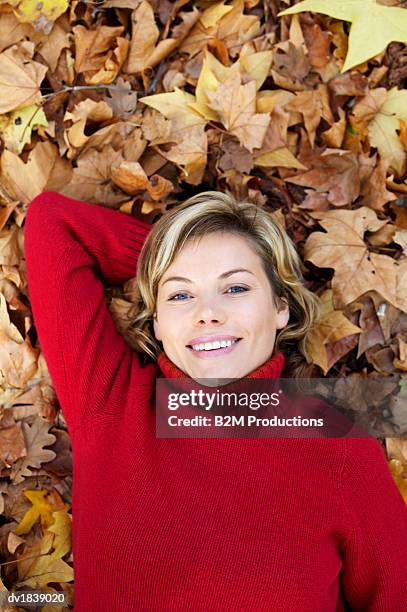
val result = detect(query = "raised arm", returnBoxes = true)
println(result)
[24,191,153,435]
[339,438,407,610]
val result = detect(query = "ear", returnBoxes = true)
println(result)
[275,297,290,330]
[153,314,162,341]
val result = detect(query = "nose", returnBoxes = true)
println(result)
[194,297,226,326]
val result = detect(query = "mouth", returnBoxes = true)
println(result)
[186,338,242,358]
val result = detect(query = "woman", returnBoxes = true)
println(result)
[24,190,407,611]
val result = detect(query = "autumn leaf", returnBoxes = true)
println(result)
[0,104,48,155]
[16,532,74,589]
[305,289,362,374]
[10,416,56,485]
[15,489,55,535]
[206,63,270,151]
[304,207,407,314]
[47,506,72,561]
[139,88,208,184]
[278,0,407,72]
[368,87,407,177]
[6,0,68,33]
[0,42,47,114]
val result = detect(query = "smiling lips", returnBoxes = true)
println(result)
[187,338,242,358]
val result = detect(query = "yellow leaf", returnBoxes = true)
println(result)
[139,88,203,126]
[278,0,407,73]
[7,0,68,32]
[139,89,207,185]
[15,490,54,535]
[206,63,270,151]
[191,50,229,121]
[199,0,233,28]
[191,49,272,121]
[254,147,307,169]
[46,507,72,561]
[368,87,407,177]
[0,104,48,155]
[240,50,273,91]
[17,533,74,588]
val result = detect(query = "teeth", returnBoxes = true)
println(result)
[191,339,238,351]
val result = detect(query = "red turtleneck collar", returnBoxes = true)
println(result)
[157,350,286,380]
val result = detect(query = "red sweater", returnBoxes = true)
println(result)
[24,192,407,611]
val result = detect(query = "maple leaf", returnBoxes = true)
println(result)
[278,0,407,72]
[191,49,272,122]
[304,207,407,313]
[0,42,47,113]
[5,0,68,33]
[139,88,208,184]
[0,104,48,155]
[305,289,362,374]
[368,87,407,177]
[206,64,270,152]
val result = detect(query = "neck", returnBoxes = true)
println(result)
[157,351,286,380]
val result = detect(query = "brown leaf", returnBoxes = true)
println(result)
[286,150,360,207]
[359,159,397,212]
[349,293,386,358]
[303,23,332,68]
[304,207,407,313]
[207,64,270,152]
[286,85,334,146]
[10,416,56,485]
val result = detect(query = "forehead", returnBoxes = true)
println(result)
[170,232,260,267]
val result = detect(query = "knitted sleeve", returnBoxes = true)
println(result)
[23,191,152,435]
[339,437,407,611]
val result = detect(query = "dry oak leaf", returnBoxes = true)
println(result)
[0,411,26,465]
[0,41,47,114]
[305,289,362,374]
[206,63,270,152]
[15,489,55,535]
[279,0,407,73]
[10,416,56,485]
[304,207,407,314]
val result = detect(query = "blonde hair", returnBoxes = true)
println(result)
[123,191,322,378]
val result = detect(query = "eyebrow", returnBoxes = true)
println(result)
[162,268,255,286]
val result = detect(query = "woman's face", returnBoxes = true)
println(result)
[153,231,290,382]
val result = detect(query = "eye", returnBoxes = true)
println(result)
[168,292,190,301]
[227,285,248,294]
[168,286,249,301]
